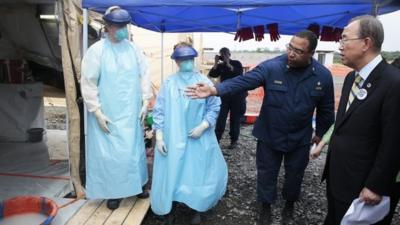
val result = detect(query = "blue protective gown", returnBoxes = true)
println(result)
[81,38,148,199]
[151,71,227,215]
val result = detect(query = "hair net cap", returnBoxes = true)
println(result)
[171,46,198,60]
[103,6,132,25]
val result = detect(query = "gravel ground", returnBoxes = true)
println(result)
[45,105,67,130]
[141,125,400,225]
[43,106,399,225]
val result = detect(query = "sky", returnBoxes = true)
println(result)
[202,10,400,52]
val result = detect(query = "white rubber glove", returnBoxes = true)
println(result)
[156,130,167,156]
[140,100,149,125]
[188,120,209,139]
[94,108,111,133]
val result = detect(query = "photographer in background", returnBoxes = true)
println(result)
[208,47,245,149]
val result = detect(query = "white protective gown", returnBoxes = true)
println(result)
[81,37,152,199]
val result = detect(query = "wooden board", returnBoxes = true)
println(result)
[65,200,103,225]
[65,197,150,225]
[104,197,137,225]
[122,198,151,225]
[84,200,113,225]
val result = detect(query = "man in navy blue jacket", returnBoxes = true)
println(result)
[186,30,334,225]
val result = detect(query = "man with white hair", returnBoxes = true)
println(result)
[322,15,400,225]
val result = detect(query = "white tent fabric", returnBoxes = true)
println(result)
[0,83,45,142]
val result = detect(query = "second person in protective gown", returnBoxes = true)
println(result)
[151,43,228,225]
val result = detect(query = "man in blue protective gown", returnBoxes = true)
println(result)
[151,42,228,225]
[186,30,334,225]
[80,6,152,210]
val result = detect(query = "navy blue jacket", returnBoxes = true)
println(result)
[217,54,334,151]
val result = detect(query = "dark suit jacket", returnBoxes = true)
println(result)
[322,60,400,203]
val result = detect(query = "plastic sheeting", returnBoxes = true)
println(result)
[0,131,71,201]
[0,3,62,71]
[0,83,45,142]
[82,0,400,33]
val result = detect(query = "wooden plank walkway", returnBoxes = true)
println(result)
[65,197,150,225]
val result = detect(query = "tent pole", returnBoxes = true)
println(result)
[83,9,88,53]
[236,10,242,30]
[372,0,378,16]
[82,8,88,163]
[161,32,164,83]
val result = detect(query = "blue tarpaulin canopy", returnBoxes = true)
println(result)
[82,0,400,34]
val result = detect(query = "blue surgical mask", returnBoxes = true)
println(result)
[115,27,129,41]
[179,60,195,72]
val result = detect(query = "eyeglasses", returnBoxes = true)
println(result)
[339,37,364,45]
[286,44,307,55]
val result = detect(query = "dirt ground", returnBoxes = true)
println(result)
[43,95,400,225]
[141,125,400,225]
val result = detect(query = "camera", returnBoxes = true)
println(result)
[218,55,224,61]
